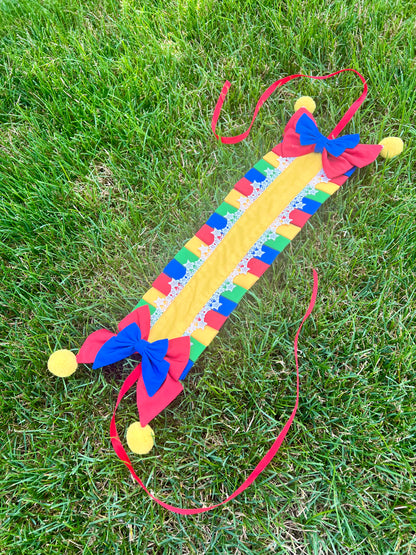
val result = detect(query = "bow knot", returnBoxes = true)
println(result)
[134,338,147,356]
[134,336,168,361]
[311,134,328,154]
[91,323,172,397]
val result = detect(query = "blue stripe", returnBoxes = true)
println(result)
[244,168,266,183]
[163,259,186,279]
[207,213,227,230]
[300,197,321,215]
[344,166,356,176]
[180,360,194,380]
[255,245,279,265]
[216,295,237,316]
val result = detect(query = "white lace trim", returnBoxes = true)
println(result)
[184,168,329,334]
[150,162,328,330]
[149,157,295,327]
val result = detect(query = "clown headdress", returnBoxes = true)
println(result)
[47,69,403,514]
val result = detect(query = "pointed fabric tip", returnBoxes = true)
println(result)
[137,373,184,427]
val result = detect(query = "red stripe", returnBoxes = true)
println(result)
[248,258,269,277]
[195,224,214,245]
[204,310,227,330]
[152,273,172,295]
[234,177,253,196]
[289,208,311,227]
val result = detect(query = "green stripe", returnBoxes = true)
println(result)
[305,190,330,203]
[174,247,199,265]
[265,234,290,252]
[216,201,238,217]
[189,336,206,361]
[134,299,156,314]
[253,159,275,175]
[221,284,247,303]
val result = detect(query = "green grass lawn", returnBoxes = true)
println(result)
[1,0,415,552]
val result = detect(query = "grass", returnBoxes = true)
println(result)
[0,0,415,552]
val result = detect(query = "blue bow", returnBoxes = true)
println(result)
[296,113,360,157]
[93,322,169,397]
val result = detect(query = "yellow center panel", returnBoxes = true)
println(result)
[149,153,323,341]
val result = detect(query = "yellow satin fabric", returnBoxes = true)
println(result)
[149,153,323,341]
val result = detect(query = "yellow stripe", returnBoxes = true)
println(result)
[223,189,244,209]
[184,236,206,258]
[263,151,280,168]
[149,153,322,341]
[274,223,301,240]
[233,272,259,289]
[316,181,340,195]
[191,325,219,346]
[142,287,165,308]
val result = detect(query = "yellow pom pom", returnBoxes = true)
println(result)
[379,137,404,159]
[126,422,155,454]
[294,96,316,114]
[47,349,78,377]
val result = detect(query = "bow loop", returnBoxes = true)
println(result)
[92,323,140,369]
